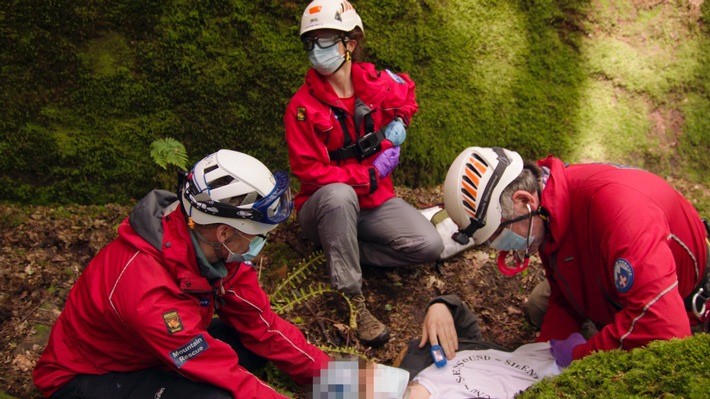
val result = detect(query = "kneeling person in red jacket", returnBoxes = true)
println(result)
[439,147,708,369]
[33,150,330,399]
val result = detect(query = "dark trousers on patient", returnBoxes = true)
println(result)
[51,319,266,399]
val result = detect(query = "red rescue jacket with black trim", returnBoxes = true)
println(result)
[33,190,329,398]
[284,62,418,211]
[535,157,708,360]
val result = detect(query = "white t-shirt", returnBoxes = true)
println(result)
[413,342,561,399]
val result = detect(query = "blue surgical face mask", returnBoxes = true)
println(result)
[223,233,266,263]
[308,44,346,76]
[489,217,535,251]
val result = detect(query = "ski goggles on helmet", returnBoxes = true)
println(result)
[182,171,293,225]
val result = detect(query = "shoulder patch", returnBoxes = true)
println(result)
[385,69,405,84]
[169,334,209,368]
[613,258,634,293]
[162,310,184,335]
[297,107,307,121]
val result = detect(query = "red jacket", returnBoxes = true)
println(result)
[535,157,707,360]
[33,191,329,398]
[284,62,418,211]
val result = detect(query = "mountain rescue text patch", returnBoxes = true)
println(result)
[614,258,634,293]
[169,334,209,368]
[162,310,184,335]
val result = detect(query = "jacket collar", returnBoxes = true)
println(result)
[537,156,571,255]
[305,62,389,110]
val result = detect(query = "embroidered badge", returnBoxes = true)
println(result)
[199,298,210,307]
[169,334,209,368]
[614,258,634,293]
[385,69,405,84]
[162,310,184,335]
[297,107,307,121]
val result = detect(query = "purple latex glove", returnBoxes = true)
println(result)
[372,147,400,178]
[549,332,586,368]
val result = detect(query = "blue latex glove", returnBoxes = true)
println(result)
[384,118,406,146]
[372,147,400,178]
[549,332,586,368]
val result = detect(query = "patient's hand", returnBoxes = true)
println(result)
[419,303,458,359]
[405,382,431,399]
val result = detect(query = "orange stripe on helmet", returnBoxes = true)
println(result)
[461,180,477,199]
[341,1,354,12]
[464,166,480,187]
[462,196,477,217]
[308,6,322,14]
[473,160,487,176]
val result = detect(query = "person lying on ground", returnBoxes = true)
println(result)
[400,295,561,399]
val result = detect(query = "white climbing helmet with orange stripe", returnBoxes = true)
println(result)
[443,147,524,245]
[299,0,364,37]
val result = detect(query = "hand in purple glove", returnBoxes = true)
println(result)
[372,147,400,178]
[549,332,586,368]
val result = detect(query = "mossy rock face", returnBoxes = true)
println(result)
[518,334,710,398]
[1,1,708,211]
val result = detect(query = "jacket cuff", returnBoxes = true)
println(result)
[427,295,462,312]
[571,342,593,360]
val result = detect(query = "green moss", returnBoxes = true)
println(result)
[518,334,710,398]
[79,32,133,77]
[0,0,707,205]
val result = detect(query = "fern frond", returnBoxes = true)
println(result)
[271,251,326,301]
[270,250,356,330]
[272,282,335,314]
[150,137,188,171]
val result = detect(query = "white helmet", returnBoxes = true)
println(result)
[443,147,523,245]
[300,0,364,37]
[180,150,293,235]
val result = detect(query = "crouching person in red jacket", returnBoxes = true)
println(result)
[440,147,708,369]
[33,150,330,399]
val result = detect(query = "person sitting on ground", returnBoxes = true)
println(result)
[439,146,709,368]
[284,0,443,347]
[33,150,330,399]
[399,295,561,399]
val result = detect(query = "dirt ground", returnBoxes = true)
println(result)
[0,186,545,398]
[2,179,707,398]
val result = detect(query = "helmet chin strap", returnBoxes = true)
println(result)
[496,250,530,277]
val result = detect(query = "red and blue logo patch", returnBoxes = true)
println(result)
[614,258,634,293]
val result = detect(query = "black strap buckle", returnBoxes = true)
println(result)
[355,130,384,159]
[329,129,385,161]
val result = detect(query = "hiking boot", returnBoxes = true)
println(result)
[351,294,390,347]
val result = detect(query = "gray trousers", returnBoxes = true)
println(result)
[298,183,444,296]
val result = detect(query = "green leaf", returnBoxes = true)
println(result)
[150,138,188,171]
